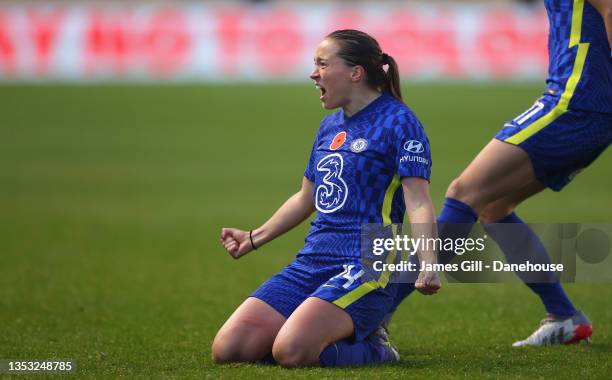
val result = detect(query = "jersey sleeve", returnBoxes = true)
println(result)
[394,112,432,181]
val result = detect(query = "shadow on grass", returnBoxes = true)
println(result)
[586,342,612,353]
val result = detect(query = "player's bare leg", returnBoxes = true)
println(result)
[447,154,593,347]
[479,188,594,346]
[478,179,545,223]
[271,297,354,367]
[211,297,286,363]
[446,139,537,212]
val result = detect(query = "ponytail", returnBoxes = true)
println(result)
[382,53,402,101]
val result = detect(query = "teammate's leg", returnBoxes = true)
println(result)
[479,180,577,317]
[446,139,536,212]
[477,180,545,224]
[211,297,286,363]
[436,139,535,265]
[446,148,585,327]
[478,182,591,345]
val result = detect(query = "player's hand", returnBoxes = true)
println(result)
[220,228,253,259]
[415,270,441,295]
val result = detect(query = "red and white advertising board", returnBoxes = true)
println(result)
[0,3,548,81]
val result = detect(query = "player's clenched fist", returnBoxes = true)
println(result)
[415,270,441,296]
[220,228,253,259]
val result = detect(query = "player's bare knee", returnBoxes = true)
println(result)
[211,335,239,364]
[479,202,514,224]
[479,210,506,224]
[211,325,252,364]
[446,177,472,202]
[446,177,490,211]
[272,339,314,368]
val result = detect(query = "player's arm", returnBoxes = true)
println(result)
[220,177,315,259]
[589,0,612,50]
[401,176,441,295]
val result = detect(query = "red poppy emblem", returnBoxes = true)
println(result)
[330,131,347,150]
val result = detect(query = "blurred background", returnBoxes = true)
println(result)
[0,0,548,82]
[2,0,611,378]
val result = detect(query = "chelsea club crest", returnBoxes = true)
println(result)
[350,138,368,153]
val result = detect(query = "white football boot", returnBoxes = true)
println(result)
[512,310,593,347]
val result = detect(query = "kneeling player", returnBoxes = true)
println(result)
[212,30,440,367]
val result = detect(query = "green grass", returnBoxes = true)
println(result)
[0,84,610,379]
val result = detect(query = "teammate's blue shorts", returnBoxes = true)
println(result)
[496,96,612,191]
[250,254,398,342]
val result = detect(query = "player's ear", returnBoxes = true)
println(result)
[351,65,365,82]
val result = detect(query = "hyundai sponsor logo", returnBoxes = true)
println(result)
[400,155,429,165]
[403,140,424,153]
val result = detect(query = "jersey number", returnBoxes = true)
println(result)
[333,264,365,289]
[514,101,545,125]
[315,153,348,213]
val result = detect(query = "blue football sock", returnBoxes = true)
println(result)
[258,352,277,365]
[484,212,576,317]
[438,197,479,223]
[319,339,387,367]
[437,197,478,264]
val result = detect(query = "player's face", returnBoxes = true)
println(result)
[310,39,354,110]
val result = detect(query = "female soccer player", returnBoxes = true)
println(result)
[212,29,440,367]
[389,0,611,346]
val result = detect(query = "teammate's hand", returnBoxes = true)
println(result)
[415,270,441,295]
[220,228,253,259]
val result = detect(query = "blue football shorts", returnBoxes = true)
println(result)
[496,96,612,191]
[250,254,398,341]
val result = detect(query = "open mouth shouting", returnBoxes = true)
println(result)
[315,83,327,101]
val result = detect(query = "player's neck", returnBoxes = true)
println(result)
[343,89,382,118]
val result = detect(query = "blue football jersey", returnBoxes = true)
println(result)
[544,0,612,114]
[301,92,432,258]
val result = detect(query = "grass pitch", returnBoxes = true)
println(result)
[0,84,610,379]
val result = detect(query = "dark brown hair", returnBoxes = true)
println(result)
[326,29,402,101]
